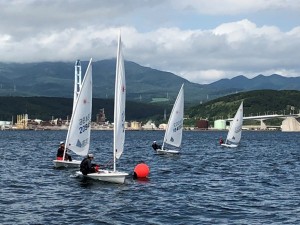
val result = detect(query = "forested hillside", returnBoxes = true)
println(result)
[0,96,172,122]
[187,90,300,124]
[1,90,299,125]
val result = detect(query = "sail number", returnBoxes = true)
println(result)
[235,125,242,133]
[173,119,183,132]
[79,114,91,134]
[79,122,91,134]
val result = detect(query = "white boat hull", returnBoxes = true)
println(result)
[156,149,180,155]
[53,159,81,168]
[76,170,128,184]
[221,143,238,148]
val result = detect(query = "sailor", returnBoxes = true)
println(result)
[219,137,224,145]
[152,141,161,151]
[80,154,98,175]
[56,141,72,161]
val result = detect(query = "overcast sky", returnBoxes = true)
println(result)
[0,0,299,84]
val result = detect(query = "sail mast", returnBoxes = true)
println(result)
[113,33,121,172]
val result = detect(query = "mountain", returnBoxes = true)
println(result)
[0,60,299,105]
[209,74,300,92]
[0,60,206,105]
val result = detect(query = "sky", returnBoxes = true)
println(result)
[0,0,300,84]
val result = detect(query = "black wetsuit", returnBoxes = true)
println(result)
[152,143,161,150]
[56,147,64,158]
[80,158,96,175]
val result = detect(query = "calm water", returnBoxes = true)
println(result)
[0,130,299,225]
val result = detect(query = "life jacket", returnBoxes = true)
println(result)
[56,157,63,160]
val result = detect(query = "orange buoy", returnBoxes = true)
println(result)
[134,163,150,178]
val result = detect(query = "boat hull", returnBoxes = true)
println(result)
[156,149,180,155]
[76,170,128,184]
[53,159,81,168]
[221,143,238,148]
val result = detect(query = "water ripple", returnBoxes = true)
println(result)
[0,130,300,224]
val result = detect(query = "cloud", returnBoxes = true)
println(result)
[180,70,227,84]
[0,1,299,84]
[213,19,283,42]
[171,0,300,15]
[131,20,300,83]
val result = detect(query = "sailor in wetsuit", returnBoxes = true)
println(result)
[152,141,161,151]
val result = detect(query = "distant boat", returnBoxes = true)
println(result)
[156,84,184,155]
[76,33,128,184]
[221,101,243,148]
[53,59,93,168]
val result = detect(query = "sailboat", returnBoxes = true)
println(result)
[53,58,93,168]
[221,101,243,148]
[76,33,128,184]
[156,84,184,155]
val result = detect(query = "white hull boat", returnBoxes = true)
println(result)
[53,59,93,168]
[76,170,128,184]
[76,33,128,183]
[53,159,81,168]
[157,84,184,155]
[221,101,243,148]
[221,143,238,148]
[156,149,180,155]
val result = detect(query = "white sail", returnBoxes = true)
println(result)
[114,33,126,163]
[65,58,92,157]
[75,35,128,183]
[162,84,184,149]
[226,101,243,145]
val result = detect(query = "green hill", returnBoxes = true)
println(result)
[187,90,300,124]
[0,96,172,122]
[1,90,299,125]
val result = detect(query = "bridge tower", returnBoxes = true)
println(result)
[73,60,82,113]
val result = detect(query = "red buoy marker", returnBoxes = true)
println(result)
[134,163,150,178]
